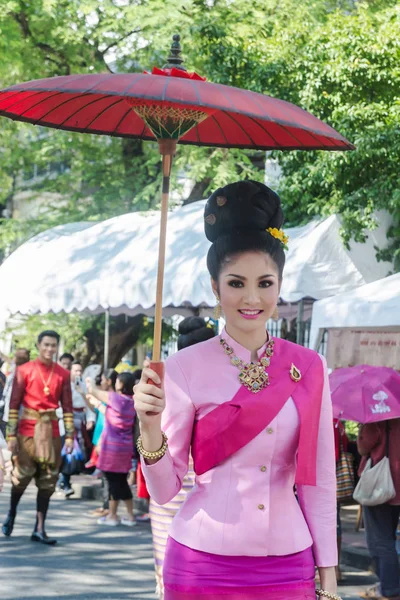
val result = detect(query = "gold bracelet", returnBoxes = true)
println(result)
[316,590,342,600]
[137,432,168,460]
[0,465,5,472]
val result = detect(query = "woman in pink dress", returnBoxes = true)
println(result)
[87,372,136,527]
[134,181,339,599]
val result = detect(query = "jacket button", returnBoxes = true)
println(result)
[260,466,267,472]
[258,504,265,510]
[267,428,273,434]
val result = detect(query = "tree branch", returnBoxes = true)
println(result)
[12,10,71,74]
[100,29,141,56]
[80,41,115,73]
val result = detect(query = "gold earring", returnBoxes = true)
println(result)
[272,306,279,320]
[213,295,222,320]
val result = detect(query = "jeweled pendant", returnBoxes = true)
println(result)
[221,334,274,393]
[239,370,269,393]
[44,386,50,396]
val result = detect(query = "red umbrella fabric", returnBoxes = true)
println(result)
[0,71,354,151]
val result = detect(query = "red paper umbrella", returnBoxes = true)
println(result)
[0,35,354,365]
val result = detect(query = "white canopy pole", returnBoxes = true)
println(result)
[296,299,304,346]
[104,309,110,370]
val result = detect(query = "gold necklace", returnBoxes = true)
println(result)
[36,361,54,396]
[220,336,274,393]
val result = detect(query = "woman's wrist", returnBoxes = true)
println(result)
[140,427,163,453]
[318,566,337,593]
[137,431,168,466]
[138,427,165,466]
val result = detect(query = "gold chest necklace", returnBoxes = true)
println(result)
[219,336,274,393]
[36,362,54,396]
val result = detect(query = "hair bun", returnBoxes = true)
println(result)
[178,317,207,335]
[204,180,283,243]
[178,317,216,350]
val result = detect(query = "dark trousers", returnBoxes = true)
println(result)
[103,472,132,502]
[102,474,109,510]
[364,503,400,597]
[59,473,71,489]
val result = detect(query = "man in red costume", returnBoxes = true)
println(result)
[2,330,74,545]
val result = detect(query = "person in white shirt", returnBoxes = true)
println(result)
[58,361,95,497]
[0,349,30,433]
[0,429,6,492]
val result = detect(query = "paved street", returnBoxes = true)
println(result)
[0,481,377,600]
[339,569,377,600]
[0,482,156,599]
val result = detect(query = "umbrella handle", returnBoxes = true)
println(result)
[146,361,165,416]
[152,142,176,362]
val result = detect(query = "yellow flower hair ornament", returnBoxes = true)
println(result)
[266,227,289,250]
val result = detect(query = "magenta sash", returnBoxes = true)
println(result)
[191,338,324,486]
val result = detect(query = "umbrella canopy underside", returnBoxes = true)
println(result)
[0,74,354,151]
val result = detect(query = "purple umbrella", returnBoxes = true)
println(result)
[329,365,400,424]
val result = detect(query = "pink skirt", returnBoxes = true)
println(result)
[163,537,316,599]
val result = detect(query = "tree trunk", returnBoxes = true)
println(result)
[82,314,145,369]
[107,314,144,367]
[184,178,212,205]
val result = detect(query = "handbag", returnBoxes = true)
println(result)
[353,421,396,506]
[336,432,355,504]
[61,437,85,476]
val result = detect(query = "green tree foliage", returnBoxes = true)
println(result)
[0,0,175,247]
[186,0,400,267]
[273,6,400,269]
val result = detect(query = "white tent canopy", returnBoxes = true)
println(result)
[309,272,400,350]
[0,201,392,318]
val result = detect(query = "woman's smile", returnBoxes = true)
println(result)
[238,309,264,320]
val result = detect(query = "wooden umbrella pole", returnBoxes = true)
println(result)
[152,139,177,363]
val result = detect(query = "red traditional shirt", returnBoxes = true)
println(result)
[8,359,73,438]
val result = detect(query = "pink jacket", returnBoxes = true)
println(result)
[142,331,337,567]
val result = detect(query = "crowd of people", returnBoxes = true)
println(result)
[0,180,399,600]
[0,333,150,540]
